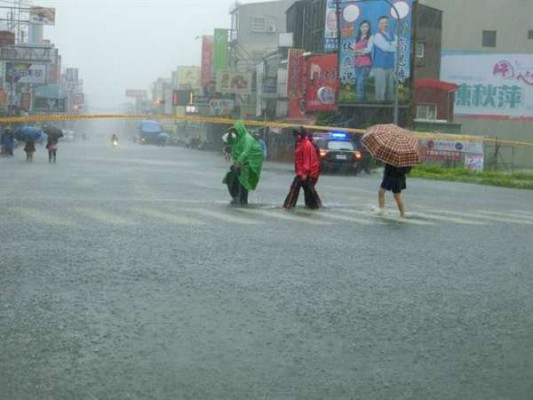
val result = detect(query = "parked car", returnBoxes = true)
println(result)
[313,131,362,174]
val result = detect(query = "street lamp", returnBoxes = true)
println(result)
[335,0,402,125]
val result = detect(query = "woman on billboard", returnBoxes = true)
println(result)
[354,20,373,102]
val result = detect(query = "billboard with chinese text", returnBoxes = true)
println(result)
[6,63,47,84]
[325,0,414,104]
[441,52,533,120]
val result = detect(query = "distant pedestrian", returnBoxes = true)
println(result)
[24,140,36,162]
[253,132,268,159]
[283,127,321,209]
[222,120,264,205]
[378,163,411,217]
[46,137,59,163]
[1,127,15,156]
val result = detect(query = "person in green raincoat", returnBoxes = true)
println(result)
[222,120,264,205]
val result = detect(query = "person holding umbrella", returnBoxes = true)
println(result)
[222,120,264,206]
[15,126,43,162]
[379,163,411,217]
[43,125,63,163]
[24,139,36,162]
[46,136,59,163]
[361,124,421,218]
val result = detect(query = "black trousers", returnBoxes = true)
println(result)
[283,176,321,209]
[225,166,249,205]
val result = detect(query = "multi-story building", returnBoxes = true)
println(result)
[228,0,296,118]
[420,0,533,168]
[283,0,443,127]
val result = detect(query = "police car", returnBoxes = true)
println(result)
[313,131,363,174]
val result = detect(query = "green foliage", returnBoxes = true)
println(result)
[411,164,533,190]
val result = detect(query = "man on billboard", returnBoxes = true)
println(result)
[368,16,397,102]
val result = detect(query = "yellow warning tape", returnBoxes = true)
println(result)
[1,113,532,148]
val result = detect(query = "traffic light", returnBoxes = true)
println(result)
[172,90,192,106]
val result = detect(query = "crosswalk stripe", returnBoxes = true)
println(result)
[429,209,533,225]
[75,208,136,226]
[10,207,75,227]
[186,208,260,225]
[314,210,373,225]
[342,209,435,225]
[237,208,331,225]
[409,211,487,225]
[477,210,533,222]
[511,210,533,218]
[130,208,205,225]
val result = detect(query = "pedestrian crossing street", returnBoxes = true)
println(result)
[5,203,533,228]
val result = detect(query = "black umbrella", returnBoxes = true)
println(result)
[42,125,64,140]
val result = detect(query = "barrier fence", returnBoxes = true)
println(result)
[1,113,533,149]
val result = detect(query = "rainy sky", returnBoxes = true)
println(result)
[37,0,263,112]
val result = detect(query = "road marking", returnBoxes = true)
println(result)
[429,209,533,225]
[75,208,136,226]
[342,209,435,225]
[237,208,331,225]
[130,208,205,225]
[10,207,75,227]
[186,208,260,225]
[408,211,487,225]
[477,210,533,222]
[314,209,374,225]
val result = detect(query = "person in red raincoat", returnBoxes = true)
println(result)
[283,127,322,209]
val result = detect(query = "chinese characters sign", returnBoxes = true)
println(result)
[6,63,47,84]
[441,53,533,119]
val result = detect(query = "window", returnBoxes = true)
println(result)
[416,104,437,120]
[252,17,267,33]
[415,42,425,58]
[327,141,354,151]
[528,30,533,40]
[482,30,497,47]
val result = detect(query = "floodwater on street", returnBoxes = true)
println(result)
[1,137,532,400]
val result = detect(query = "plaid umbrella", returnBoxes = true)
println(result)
[361,124,421,167]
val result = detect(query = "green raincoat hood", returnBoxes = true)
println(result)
[223,120,264,191]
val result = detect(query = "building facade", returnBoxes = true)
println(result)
[420,0,533,168]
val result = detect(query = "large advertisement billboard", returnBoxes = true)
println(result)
[441,53,533,120]
[325,0,414,104]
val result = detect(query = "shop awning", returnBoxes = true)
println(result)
[415,79,459,92]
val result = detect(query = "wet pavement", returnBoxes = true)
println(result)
[1,138,532,399]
